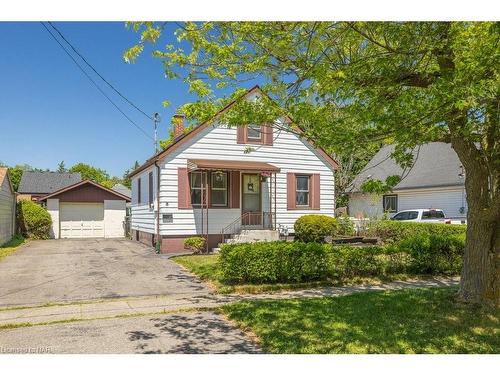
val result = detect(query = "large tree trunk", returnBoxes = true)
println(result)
[458,195,499,305]
[451,136,500,306]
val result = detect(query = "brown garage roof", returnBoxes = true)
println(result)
[187,159,280,172]
[128,86,338,178]
[38,180,131,202]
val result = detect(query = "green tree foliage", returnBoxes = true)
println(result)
[125,21,499,305]
[122,160,140,188]
[69,163,110,185]
[57,161,67,173]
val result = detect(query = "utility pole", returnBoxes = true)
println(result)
[153,112,161,153]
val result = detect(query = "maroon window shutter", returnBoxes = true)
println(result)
[236,127,245,144]
[287,173,296,210]
[263,125,273,146]
[137,178,141,204]
[230,171,240,208]
[148,171,153,206]
[178,167,191,209]
[311,174,321,210]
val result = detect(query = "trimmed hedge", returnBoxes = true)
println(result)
[294,215,338,243]
[219,242,328,283]
[364,220,466,244]
[399,233,465,274]
[17,200,52,239]
[326,245,411,279]
[218,235,464,284]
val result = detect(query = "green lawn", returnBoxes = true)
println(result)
[0,235,25,262]
[222,287,499,353]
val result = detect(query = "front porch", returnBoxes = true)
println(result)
[186,159,280,251]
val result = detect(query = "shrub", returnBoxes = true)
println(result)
[219,241,328,284]
[364,220,466,244]
[183,236,206,254]
[294,215,338,243]
[399,233,465,274]
[336,215,356,236]
[16,200,52,239]
[325,245,411,279]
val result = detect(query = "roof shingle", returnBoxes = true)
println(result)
[18,171,82,194]
[349,142,465,192]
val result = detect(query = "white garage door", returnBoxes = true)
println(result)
[60,203,104,238]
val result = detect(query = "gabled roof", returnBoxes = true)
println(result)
[129,85,338,178]
[18,171,82,194]
[38,179,131,202]
[112,183,131,198]
[0,167,13,193]
[349,142,465,193]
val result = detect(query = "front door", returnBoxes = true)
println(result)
[242,173,261,226]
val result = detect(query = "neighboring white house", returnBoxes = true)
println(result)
[348,142,467,220]
[0,168,16,245]
[38,180,130,239]
[129,86,338,253]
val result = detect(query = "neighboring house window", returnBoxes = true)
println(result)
[211,172,228,206]
[296,175,310,206]
[148,171,153,206]
[137,177,142,204]
[247,125,262,141]
[190,172,202,206]
[383,194,398,213]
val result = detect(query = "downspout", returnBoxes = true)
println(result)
[154,160,161,254]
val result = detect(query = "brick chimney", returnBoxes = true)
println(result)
[172,114,185,138]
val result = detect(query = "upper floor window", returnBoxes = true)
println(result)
[247,125,262,141]
[211,172,228,206]
[296,175,310,206]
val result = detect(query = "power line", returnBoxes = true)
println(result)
[40,22,153,141]
[47,21,153,121]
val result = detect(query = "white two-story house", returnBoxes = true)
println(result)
[129,86,338,253]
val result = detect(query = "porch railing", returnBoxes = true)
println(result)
[220,211,274,244]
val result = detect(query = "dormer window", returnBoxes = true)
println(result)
[247,125,262,141]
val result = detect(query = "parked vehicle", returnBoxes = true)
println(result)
[390,209,453,224]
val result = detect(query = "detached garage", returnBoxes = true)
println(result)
[39,180,130,239]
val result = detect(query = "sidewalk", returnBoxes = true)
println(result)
[0,277,459,327]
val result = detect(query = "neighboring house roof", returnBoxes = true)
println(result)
[38,180,131,202]
[129,85,338,178]
[349,142,465,193]
[0,167,13,193]
[18,171,82,194]
[112,183,131,198]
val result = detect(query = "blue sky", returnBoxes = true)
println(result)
[0,22,204,177]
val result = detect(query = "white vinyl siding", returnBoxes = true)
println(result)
[349,186,467,219]
[131,119,335,236]
[0,176,15,245]
[130,166,156,233]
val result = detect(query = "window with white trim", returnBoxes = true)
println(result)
[383,194,398,213]
[247,125,262,141]
[211,172,228,206]
[295,175,310,206]
[190,172,202,206]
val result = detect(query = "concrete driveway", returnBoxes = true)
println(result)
[0,239,211,308]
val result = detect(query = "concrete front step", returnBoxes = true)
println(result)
[225,230,279,244]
